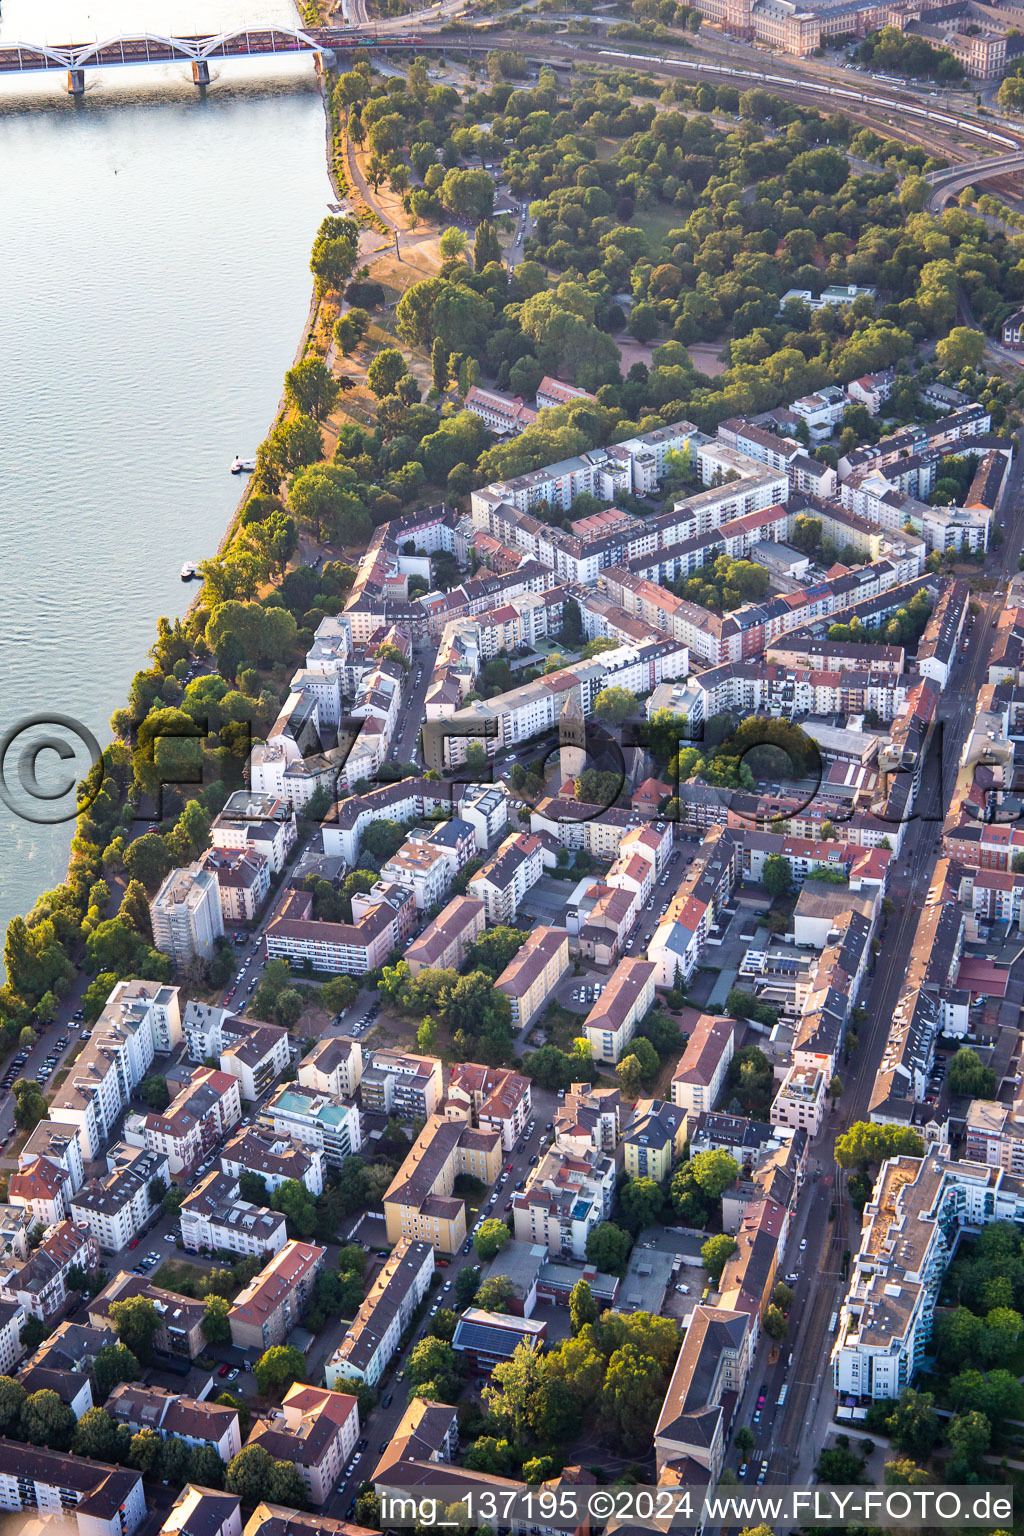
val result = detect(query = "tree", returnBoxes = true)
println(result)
[93,1344,140,1400]
[948,1409,991,1471]
[835,1122,924,1170]
[593,687,638,725]
[128,1428,163,1477]
[109,1296,160,1361]
[763,1305,788,1341]
[226,1443,306,1508]
[569,1279,598,1335]
[475,1275,516,1313]
[936,327,985,373]
[474,221,502,270]
[367,348,409,400]
[483,1338,546,1442]
[585,1222,632,1276]
[310,214,360,297]
[19,1388,76,1451]
[141,1074,169,1111]
[0,1376,26,1434]
[761,854,793,898]
[690,1149,740,1198]
[885,1388,939,1459]
[619,1177,665,1233]
[407,1337,460,1399]
[474,1218,510,1262]
[701,1234,738,1284]
[202,1294,231,1345]
[253,1345,306,1399]
[431,336,449,395]
[772,1282,794,1312]
[884,1458,930,1486]
[13,1079,48,1133]
[439,226,468,262]
[735,1424,755,1458]
[455,1266,480,1307]
[73,1406,129,1462]
[829,1075,844,1105]
[948,1047,996,1099]
[271,1178,317,1240]
[284,357,339,422]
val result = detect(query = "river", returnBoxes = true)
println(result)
[0,0,332,956]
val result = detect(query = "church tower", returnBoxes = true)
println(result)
[559,691,587,786]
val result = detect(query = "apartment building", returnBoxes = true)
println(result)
[182,1002,289,1089]
[199,846,271,924]
[465,384,538,435]
[384,1116,502,1253]
[832,1155,1024,1400]
[265,880,416,975]
[219,1127,325,1198]
[70,1145,169,1254]
[136,1067,242,1176]
[583,958,656,1064]
[211,790,298,875]
[622,1098,688,1183]
[297,1035,363,1099]
[495,927,570,1030]
[259,1083,362,1168]
[379,841,454,912]
[654,1305,750,1482]
[228,1240,325,1351]
[671,1015,736,1115]
[445,1063,532,1152]
[964,1098,1024,1175]
[325,1238,435,1388]
[10,1153,74,1228]
[0,1299,27,1377]
[246,1384,359,1505]
[555,1084,621,1160]
[467,833,545,923]
[771,1062,828,1137]
[0,1220,99,1321]
[180,1169,287,1260]
[106,1383,242,1460]
[361,1048,443,1119]
[17,1318,115,1417]
[89,1271,206,1357]
[161,1486,242,1536]
[405,896,486,976]
[50,981,180,1159]
[0,1444,146,1536]
[648,826,740,987]
[513,1144,616,1259]
[536,376,598,411]
[150,863,225,965]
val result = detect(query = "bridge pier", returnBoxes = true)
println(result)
[191,59,210,86]
[67,68,85,95]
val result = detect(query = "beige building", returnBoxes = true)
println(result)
[654,1305,750,1481]
[384,1116,502,1253]
[495,927,570,1030]
[297,1035,363,1098]
[445,1063,531,1152]
[405,896,486,976]
[583,958,656,1064]
[671,1014,736,1114]
[160,1485,242,1536]
[246,1383,359,1505]
[228,1239,325,1352]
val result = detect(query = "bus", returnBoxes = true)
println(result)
[829,1311,839,1334]
[777,1385,788,1408]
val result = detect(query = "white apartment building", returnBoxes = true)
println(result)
[70,1144,169,1253]
[150,863,225,965]
[512,1145,616,1259]
[379,841,453,911]
[133,1066,242,1176]
[0,1220,100,1321]
[182,1003,290,1103]
[210,790,298,875]
[298,1036,363,1099]
[180,1169,288,1260]
[467,833,545,923]
[50,981,179,1160]
[771,1062,827,1137]
[11,1124,85,1226]
[325,1239,435,1388]
[200,846,271,923]
[0,1299,26,1377]
[0,1445,145,1536]
[260,1083,363,1168]
[219,1127,325,1198]
[833,1155,1024,1401]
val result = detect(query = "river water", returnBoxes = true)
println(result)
[0,0,332,954]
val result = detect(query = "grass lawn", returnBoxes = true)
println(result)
[153,1257,231,1299]
[636,205,687,255]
